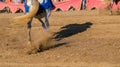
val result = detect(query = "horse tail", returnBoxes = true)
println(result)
[13,0,39,24]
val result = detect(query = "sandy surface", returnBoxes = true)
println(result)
[0,10,120,67]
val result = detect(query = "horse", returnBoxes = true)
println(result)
[104,0,120,14]
[13,0,55,45]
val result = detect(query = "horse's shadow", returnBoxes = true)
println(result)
[54,22,93,41]
[39,22,93,53]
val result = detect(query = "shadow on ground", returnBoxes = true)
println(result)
[28,22,93,54]
[54,22,93,41]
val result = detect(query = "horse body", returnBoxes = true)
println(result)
[110,0,120,14]
[104,0,120,14]
[14,0,55,45]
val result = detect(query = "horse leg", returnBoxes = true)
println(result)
[110,3,113,15]
[45,9,51,28]
[110,0,113,15]
[27,19,33,45]
[115,0,119,10]
[38,18,47,30]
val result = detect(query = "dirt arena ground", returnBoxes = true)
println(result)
[0,10,120,67]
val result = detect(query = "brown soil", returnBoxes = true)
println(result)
[0,10,120,67]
